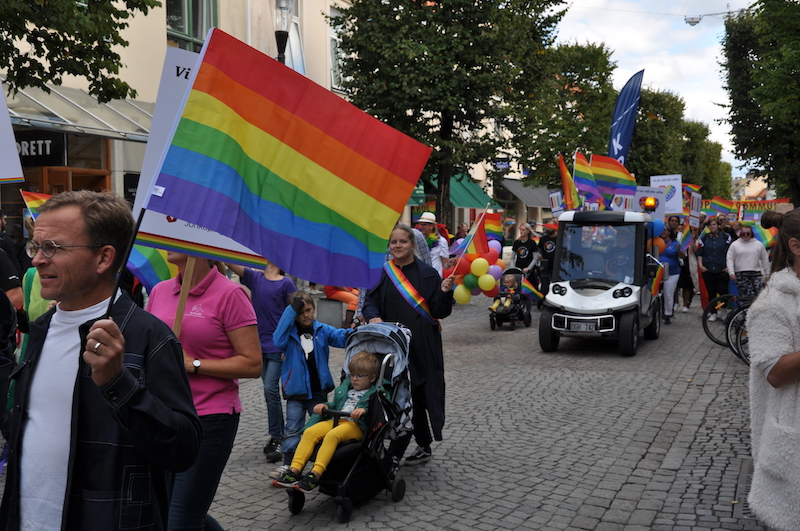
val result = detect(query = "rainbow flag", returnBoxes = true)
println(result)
[709,196,735,214]
[145,29,431,288]
[682,183,702,194]
[484,213,503,241]
[590,154,637,205]
[650,263,664,296]
[751,223,778,249]
[679,225,693,252]
[520,277,543,301]
[573,152,603,207]
[19,191,50,220]
[558,153,580,210]
[452,212,489,255]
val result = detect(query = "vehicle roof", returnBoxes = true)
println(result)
[557,210,654,224]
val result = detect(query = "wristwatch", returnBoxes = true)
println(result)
[192,359,201,374]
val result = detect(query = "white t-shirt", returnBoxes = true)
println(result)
[429,235,450,275]
[20,297,110,531]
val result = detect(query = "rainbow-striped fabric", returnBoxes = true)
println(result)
[146,29,431,288]
[573,152,603,207]
[19,191,50,219]
[709,196,735,214]
[558,153,580,210]
[452,212,489,255]
[484,212,503,241]
[650,263,664,296]
[520,277,543,301]
[590,154,637,205]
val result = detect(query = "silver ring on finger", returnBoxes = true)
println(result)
[93,341,102,353]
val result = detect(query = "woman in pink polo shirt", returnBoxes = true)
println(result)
[147,252,261,531]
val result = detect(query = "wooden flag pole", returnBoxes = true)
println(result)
[451,202,491,276]
[172,255,196,337]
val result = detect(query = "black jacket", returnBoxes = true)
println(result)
[0,293,201,530]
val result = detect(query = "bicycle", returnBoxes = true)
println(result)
[701,293,751,347]
[724,302,751,366]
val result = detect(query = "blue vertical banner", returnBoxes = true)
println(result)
[607,69,644,166]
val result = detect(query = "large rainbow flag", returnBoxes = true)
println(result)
[709,196,735,214]
[573,152,603,207]
[451,212,489,256]
[483,212,503,241]
[558,153,580,211]
[590,154,637,204]
[21,191,177,292]
[145,29,431,287]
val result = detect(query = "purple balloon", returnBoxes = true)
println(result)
[470,286,482,295]
[488,264,503,280]
[488,239,503,253]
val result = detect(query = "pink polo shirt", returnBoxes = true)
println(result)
[147,268,257,416]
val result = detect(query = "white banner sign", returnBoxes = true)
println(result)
[650,174,683,215]
[634,186,666,219]
[0,80,24,183]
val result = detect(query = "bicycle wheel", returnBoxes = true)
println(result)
[702,294,746,347]
[725,303,750,365]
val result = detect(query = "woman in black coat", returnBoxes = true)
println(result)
[363,223,455,465]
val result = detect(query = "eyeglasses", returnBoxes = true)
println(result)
[26,239,105,259]
[741,232,753,237]
[351,374,372,380]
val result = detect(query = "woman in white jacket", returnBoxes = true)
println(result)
[747,208,800,531]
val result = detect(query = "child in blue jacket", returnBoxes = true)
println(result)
[273,351,383,492]
[270,291,351,480]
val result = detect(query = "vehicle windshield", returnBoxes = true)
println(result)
[557,224,637,283]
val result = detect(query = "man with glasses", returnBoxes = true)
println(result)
[726,223,770,298]
[1,190,201,530]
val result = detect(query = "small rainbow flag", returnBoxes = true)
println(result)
[679,225,693,252]
[573,152,603,207]
[709,196,735,214]
[520,277,543,301]
[145,29,431,288]
[452,212,489,256]
[484,212,503,241]
[750,223,778,249]
[590,154,637,205]
[682,183,702,194]
[19,191,50,220]
[650,263,664,296]
[558,153,580,210]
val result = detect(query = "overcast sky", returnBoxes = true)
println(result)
[554,0,752,176]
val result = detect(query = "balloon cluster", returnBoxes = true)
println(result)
[444,239,506,305]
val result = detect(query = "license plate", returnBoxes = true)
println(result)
[570,322,596,332]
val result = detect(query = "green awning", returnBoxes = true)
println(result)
[407,182,426,206]
[430,175,501,209]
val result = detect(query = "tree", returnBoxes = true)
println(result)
[0,0,160,103]
[333,0,566,227]
[721,1,800,202]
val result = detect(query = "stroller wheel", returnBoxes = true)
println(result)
[509,317,516,330]
[490,316,496,330]
[523,311,532,327]
[391,478,406,502]
[336,497,354,523]
[287,489,305,515]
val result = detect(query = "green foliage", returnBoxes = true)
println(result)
[721,1,800,202]
[0,0,160,103]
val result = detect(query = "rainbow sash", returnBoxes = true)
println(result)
[384,260,436,324]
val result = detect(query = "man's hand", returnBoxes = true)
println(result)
[84,318,125,387]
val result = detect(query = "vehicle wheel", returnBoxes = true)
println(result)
[523,311,532,328]
[337,497,354,523]
[288,489,305,515]
[489,316,496,330]
[701,294,744,347]
[643,299,660,340]
[509,316,516,330]
[619,311,639,357]
[391,478,406,502]
[538,307,559,352]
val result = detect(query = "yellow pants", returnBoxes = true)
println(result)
[291,419,363,477]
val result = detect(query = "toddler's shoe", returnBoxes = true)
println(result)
[295,473,320,493]
[273,468,302,488]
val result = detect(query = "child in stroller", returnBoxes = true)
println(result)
[489,274,521,313]
[273,351,386,491]
[488,268,532,329]
[281,322,412,523]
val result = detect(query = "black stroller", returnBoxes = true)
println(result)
[489,267,532,330]
[285,322,413,522]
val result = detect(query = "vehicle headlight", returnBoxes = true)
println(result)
[612,287,633,298]
[552,285,566,296]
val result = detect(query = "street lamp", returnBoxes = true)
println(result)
[685,9,748,26]
[275,0,295,64]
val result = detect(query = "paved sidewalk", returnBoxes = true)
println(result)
[208,300,765,530]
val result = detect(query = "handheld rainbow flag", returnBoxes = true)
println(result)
[679,225,693,252]
[649,263,664,296]
[145,29,432,287]
[451,212,489,256]
[484,213,503,241]
[590,154,637,205]
[19,191,50,220]
[573,152,603,207]
[558,153,580,211]
[23,191,178,291]
[682,183,702,194]
[750,223,778,250]
[709,196,735,214]
[520,277,543,301]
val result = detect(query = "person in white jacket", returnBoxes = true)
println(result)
[726,224,770,298]
[747,208,800,531]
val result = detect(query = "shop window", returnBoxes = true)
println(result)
[167,0,217,52]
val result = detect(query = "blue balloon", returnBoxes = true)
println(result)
[652,219,665,235]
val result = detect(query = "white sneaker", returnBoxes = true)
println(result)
[307,289,322,295]
[719,309,727,320]
[269,464,290,480]
[681,306,689,313]
[707,314,717,322]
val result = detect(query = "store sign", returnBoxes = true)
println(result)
[15,130,67,167]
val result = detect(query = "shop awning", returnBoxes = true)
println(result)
[429,175,501,209]
[407,182,426,206]
[3,76,153,142]
[499,178,553,208]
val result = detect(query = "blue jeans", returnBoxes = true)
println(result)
[262,353,284,440]
[282,392,327,464]
[169,413,239,531]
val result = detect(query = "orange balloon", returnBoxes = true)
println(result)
[647,237,666,255]
[465,253,480,261]
[495,258,506,271]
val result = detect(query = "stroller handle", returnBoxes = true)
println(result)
[321,408,353,418]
